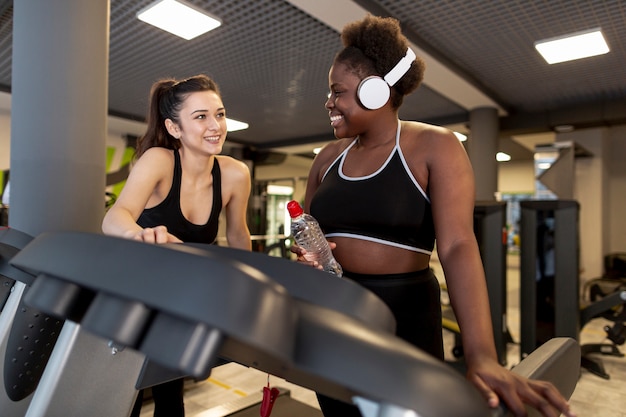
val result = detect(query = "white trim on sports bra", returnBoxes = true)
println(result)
[321,120,429,203]
[325,232,433,255]
[319,120,433,254]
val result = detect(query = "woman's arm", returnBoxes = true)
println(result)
[427,129,496,360]
[426,127,574,417]
[102,148,181,243]
[303,140,346,211]
[289,142,343,265]
[221,156,252,250]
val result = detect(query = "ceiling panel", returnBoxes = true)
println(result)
[369,0,626,114]
[0,0,624,157]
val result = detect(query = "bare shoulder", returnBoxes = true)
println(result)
[215,155,251,181]
[402,121,458,145]
[311,138,353,176]
[117,148,174,204]
[401,121,466,159]
[135,147,174,166]
[318,138,352,158]
[129,147,174,178]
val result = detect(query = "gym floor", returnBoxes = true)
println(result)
[139,253,626,417]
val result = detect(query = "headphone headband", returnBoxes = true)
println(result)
[384,48,416,86]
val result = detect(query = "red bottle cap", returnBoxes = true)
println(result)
[287,200,303,218]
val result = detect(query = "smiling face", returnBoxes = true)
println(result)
[166,90,227,155]
[325,61,371,139]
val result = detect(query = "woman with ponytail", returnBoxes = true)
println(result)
[103,74,251,416]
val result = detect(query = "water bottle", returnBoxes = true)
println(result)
[287,200,343,277]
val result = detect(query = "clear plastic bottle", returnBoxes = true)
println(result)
[287,200,343,277]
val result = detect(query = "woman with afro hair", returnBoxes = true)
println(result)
[293,14,575,417]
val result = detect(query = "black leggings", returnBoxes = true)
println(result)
[317,268,443,417]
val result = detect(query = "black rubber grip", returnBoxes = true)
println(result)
[3,294,64,401]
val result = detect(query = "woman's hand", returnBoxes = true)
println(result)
[127,225,182,244]
[290,241,337,270]
[467,357,576,417]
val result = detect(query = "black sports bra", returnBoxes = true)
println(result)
[137,149,222,244]
[310,121,435,254]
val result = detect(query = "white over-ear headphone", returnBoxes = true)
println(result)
[357,48,417,110]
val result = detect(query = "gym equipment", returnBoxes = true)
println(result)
[442,201,512,365]
[509,337,580,417]
[473,201,511,365]
[0,205,7,227]
[8,232,580,417]
[135,239,397,395]
[520,200,580,357]
[0,227,61,417]
[11,232,299,417]
[357,48,416,110]
[520,200,626,379]
[11,231,489,417]
[220,337,580,417]
[203,386,322,417]
[0,227,33,311]
[584,253,626,348]
[185,242,395,333]
[579,253,626,378]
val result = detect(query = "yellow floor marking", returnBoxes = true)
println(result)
[207,378,231,390]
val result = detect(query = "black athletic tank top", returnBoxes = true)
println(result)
[137,149,222,244]
[310,121,435,254]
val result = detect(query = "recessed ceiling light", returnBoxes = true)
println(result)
[535,28,609,64]
[137,0,221,40]
[554,124,574,133]
[226,118,249,132]
[496,152,511,162]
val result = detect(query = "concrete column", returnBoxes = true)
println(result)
[10,1,110,236]
[468,107,499,201]
[561,127,608,279]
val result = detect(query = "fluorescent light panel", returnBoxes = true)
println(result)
[137,0,221,40]
[267,185,294,196]
[226,118,249,132]
[535,28,609,64]
[496,152,511,162]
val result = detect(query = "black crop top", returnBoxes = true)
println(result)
[137,149,222,244]
[310,121,435,254]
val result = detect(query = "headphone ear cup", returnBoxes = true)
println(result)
[357,76,390,110]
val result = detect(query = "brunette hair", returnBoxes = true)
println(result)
[135,74,221,159]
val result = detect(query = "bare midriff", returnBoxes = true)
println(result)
[329,236,431,275]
